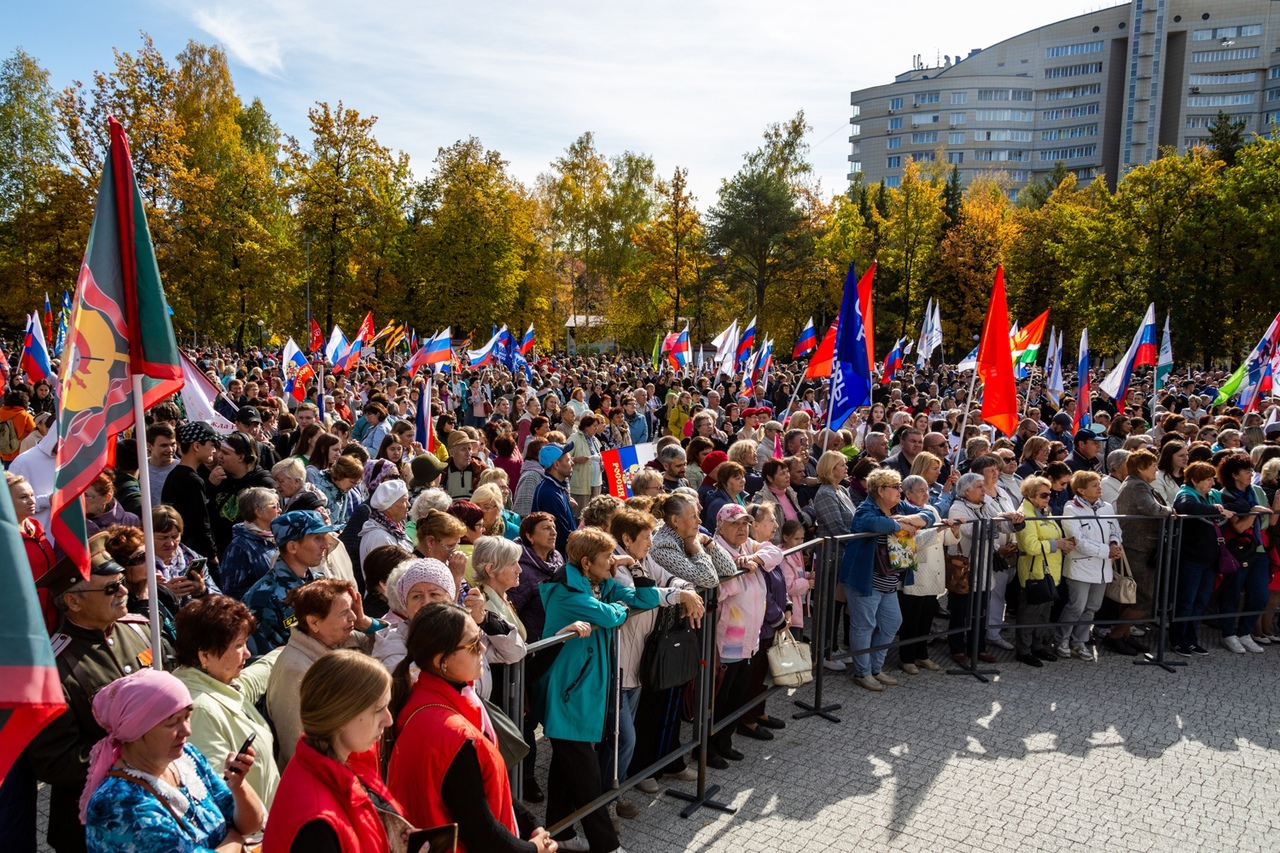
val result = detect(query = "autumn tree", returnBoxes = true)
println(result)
[874,160,945,339]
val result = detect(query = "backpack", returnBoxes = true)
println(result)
[0,418,20,458]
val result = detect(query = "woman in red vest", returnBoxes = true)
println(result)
[387,603,557,853]
[263,650,401,853]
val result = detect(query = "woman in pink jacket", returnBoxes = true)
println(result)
[709,503,783,768]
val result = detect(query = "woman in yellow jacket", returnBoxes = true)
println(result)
[667,390,692,438]
[1014,475,1076,668]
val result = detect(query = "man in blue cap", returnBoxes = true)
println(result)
[531,442,575,555]
[243,510,339,654]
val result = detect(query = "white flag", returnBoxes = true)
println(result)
[180,352,236,434]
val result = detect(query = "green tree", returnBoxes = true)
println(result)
[1206,110,1248,167]
[873,160,945,339]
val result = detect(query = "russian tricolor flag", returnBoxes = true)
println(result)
[881,337,906,385]
[736,316,756,369]
[1098,303,1156,403]
[21,314,52,385]
[601,443,658,498]
[407,328,453,374]
[793,317,817,359]
[669,324,691,369]
[282,337,315,401]
[519,324,535,355]
[468,326,505,367]
[1075,328,1091,432]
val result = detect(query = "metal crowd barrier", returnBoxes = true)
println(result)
[491,508,1278,837]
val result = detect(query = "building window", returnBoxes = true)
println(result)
[1185,115,1214,128]
[1044,83,1102,100]
[948,131,965,144]
[951,92,968,104]
[1041,124,1098,140]
[886,156,902,168]
[915,91,940,105]
[911,131,939,144]
[911,152,936,162]
[885,176,901,188]
[950,112,967,124]
[1191,47,1261,63]
[890,97,903,110]
[888,117,903,130]
[1184,137,1207,146]
[1192,24,1263,41]
[978,88,1034,101]
[947,152,964,164]
[972,129,1031,142]
[972,150,1026,162]
[1268,88,1280,102]
[887,136,902,150]
[1046,41,1105,58]
[1188,71,1258,85]
[1039,145,1097,160]
[1008,171,1030,181]
[1044,62,1103,79]
[975,109,1034,122]
[1042,103,1099,120]
[1074,167,1097,180]
[1187,93,1255,106]
[1271,68,1280,80]
[912,113,942,126]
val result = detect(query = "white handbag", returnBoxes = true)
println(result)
[766,628,813,687]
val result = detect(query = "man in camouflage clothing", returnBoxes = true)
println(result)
[243,510,338,655]
[23,534,155,853]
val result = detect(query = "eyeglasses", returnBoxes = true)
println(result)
[120,552,148,567]
[456,635,486,656]
[71,579,126,597]
[1035,492,1051,499]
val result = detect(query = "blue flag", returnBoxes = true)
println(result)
[827,262,872,430]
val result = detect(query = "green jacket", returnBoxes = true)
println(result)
[1015,499,1065,585]
[535,562,658,742]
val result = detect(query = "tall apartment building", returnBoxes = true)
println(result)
[849,0,1280,193]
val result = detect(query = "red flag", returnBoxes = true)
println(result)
[803,322,839,380]
[856,261,877,375]
[977,265,1018,437]
[308,318,323,353]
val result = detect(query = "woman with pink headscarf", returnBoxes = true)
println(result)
[80,668,265,853]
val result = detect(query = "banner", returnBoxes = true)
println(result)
[601,443,657,498]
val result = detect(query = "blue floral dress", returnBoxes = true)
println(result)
[85,743,235,853]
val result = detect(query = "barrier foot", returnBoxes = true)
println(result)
[792,697,842,723]
[668,784,737,818]
[1134,653,1185,673]
[946,663,998,683]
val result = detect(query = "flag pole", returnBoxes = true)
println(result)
[952,368,980,465]
[131,374,164,670]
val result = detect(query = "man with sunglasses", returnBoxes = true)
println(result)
[25,533,155,853]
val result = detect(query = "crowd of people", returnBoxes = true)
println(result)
[2,344,1277,853]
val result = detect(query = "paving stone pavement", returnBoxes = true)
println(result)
[35,634,1280,852]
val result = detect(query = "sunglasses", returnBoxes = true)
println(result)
[72,579,126,597]
[1036,492,1051,499]
[456,635,487,656]
[120,552,149,567]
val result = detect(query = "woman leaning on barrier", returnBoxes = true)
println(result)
[1171,461,1236,657]
[1013,476,1076,667]
[946,472,1024,666]
[1059,472,1123,660]
[899,475,960,674]
[1209,453,1275,655]
[1111,449,1174,655]
[841,468,931,691]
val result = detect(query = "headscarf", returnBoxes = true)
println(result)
[368,479,410,541]
[363,458,399,493]
[79,669,193,823]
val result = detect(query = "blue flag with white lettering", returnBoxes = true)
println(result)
[828,263,872,430]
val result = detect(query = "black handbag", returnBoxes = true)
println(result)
[640,606,701,691]
[1021,544,1060,605]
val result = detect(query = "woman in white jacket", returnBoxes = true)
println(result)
[900,476,960,674]
[1059,471,1124,658]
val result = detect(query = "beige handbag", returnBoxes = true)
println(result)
[1105,550,1137,605]
[767,628,813,686]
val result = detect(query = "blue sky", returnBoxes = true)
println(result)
[8,1,1122,204]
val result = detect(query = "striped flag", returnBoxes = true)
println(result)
[792,317,817,359]
[0,473,64,783]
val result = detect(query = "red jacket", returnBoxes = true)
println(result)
[263,739,401,853]
[387,672,517,851]
[21,518,57,635]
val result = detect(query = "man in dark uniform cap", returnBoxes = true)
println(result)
[22,533,154,853]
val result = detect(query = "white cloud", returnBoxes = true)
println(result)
[177,0,1127,201]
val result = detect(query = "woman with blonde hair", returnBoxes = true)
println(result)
[472,482,520,540]
[470,536,528,704]
[263,650,401,853]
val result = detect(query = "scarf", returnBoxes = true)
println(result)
[368,506,407,541]
[80,670,193,823]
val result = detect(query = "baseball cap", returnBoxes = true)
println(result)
[716,503,750,525]
[1073,429,1099,444]
[539,443,572,468]
[271,510,340,547]
[1052,412,1073,428]
[233,407,262,425]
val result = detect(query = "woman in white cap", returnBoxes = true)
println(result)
[358,478,413,567]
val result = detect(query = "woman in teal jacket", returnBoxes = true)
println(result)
[536,527,659,853]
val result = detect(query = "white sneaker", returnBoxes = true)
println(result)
[1055,641,1071,659]
[1239,635,1265,654]
[1222,635,1247,654]
[823,657,847,671]
[1252,634,1272,646]
[987,636,1014,651]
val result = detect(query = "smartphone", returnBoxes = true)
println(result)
[186,557,208,582]
[408,824,458,853]
[236,733,257,758]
